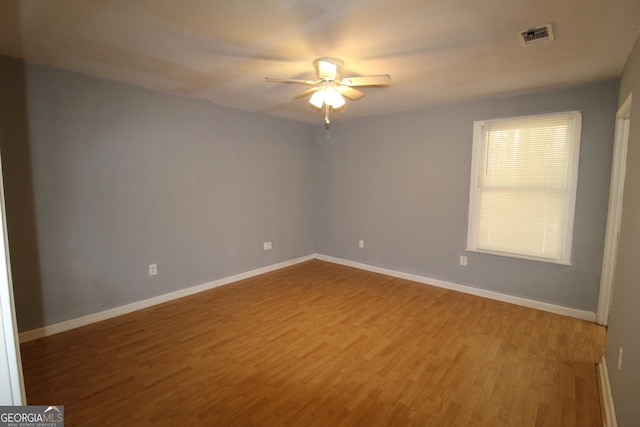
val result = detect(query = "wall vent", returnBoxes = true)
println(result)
[518,24,555,47]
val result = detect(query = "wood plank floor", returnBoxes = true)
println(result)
[20,260,606,426]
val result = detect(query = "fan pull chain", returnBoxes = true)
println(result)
[325,104,330,129]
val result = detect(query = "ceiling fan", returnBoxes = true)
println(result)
[265,57,391,128]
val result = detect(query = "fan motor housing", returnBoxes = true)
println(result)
[313,57,344,80]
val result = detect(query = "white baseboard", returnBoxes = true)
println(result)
[598,356,618,427]
[314,253,597,322]
[20,252,597,343]
[19,255,314,343]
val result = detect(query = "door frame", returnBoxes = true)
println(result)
[0,147,26,404]
[597,93,632,326]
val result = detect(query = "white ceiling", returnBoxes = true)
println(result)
[1,0,639,124]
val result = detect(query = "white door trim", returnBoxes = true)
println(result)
[597,93,632,326]
[0,148,26,405]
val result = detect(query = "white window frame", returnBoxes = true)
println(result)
[466,111,582,265]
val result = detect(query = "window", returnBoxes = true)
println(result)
[466,111,582,264]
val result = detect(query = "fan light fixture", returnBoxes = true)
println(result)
[309,82,345,109]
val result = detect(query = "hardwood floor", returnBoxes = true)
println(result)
[20,260,606,426]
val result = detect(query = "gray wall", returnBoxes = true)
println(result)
[0,57,315,331]
[315,80,618,312]
[605,33,640,427]
[0,54,620,333]
[0,57,44,332]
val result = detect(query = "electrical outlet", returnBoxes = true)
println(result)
[460,255,468,266]
[263,242,272,251]
[618,347,623,370]
[359,240,364,249]
[149,264,157,276]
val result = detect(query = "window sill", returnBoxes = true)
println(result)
[465,247,572,266]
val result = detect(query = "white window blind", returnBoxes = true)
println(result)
[467,111,582,264]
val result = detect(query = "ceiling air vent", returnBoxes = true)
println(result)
[518,24,555,47]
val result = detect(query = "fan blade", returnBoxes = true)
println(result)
[341,74,391,87]
[265,77,318,85]
[293,87,320,100]
[337,85,365,100]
